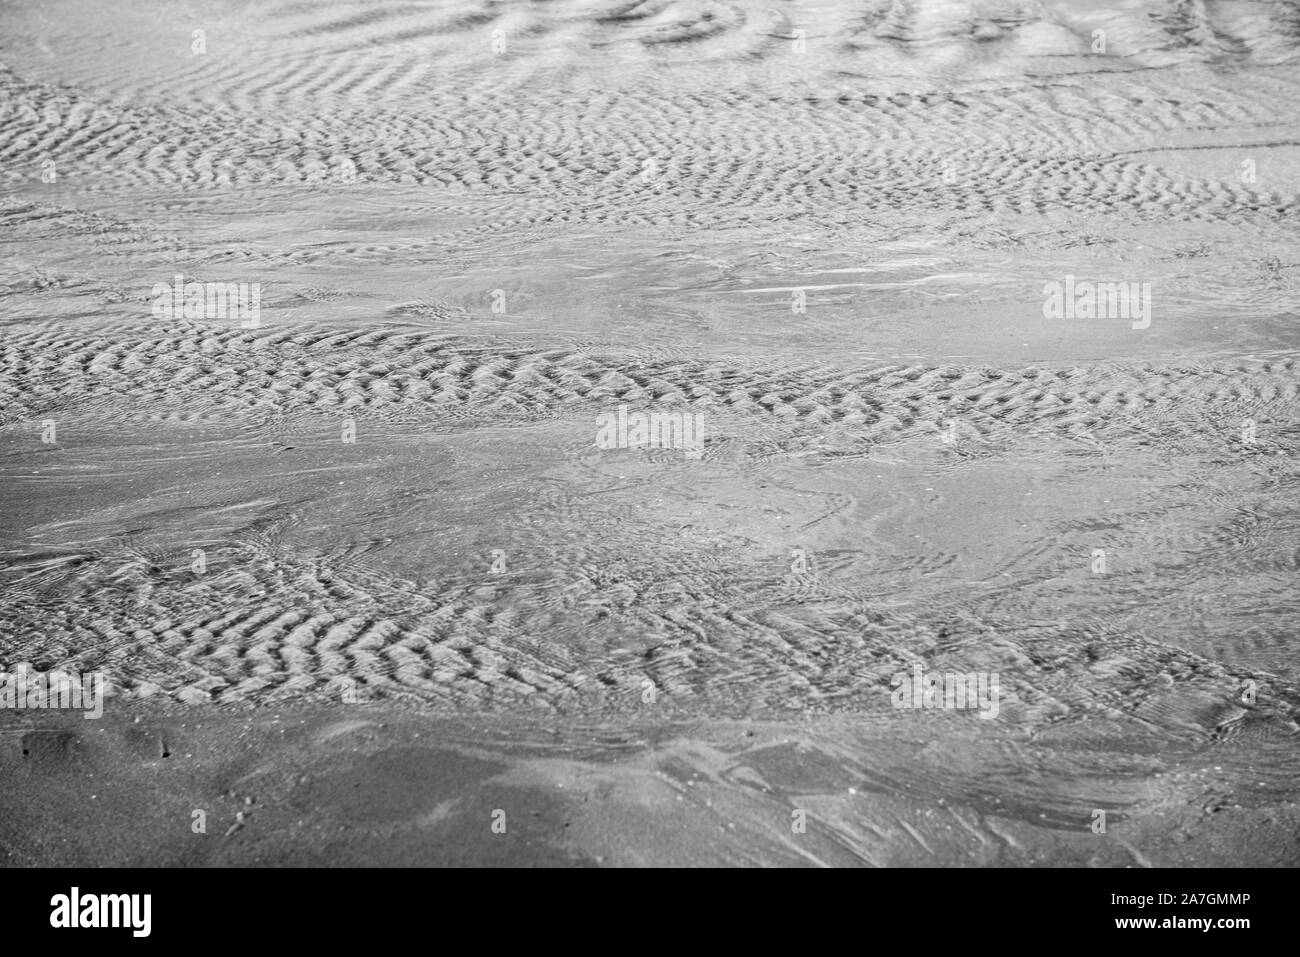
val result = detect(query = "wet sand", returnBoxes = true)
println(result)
[3,701,1297,867]
[2,0,1299,866]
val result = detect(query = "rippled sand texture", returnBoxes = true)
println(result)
[2,0,1300,864]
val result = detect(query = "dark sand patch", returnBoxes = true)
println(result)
[1,703,1295,867]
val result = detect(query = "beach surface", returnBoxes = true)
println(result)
[2,0,1299,866]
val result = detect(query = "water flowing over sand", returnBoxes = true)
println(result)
[1,0,1299,866]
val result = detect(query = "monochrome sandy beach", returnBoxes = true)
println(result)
[1,0,1299,866]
